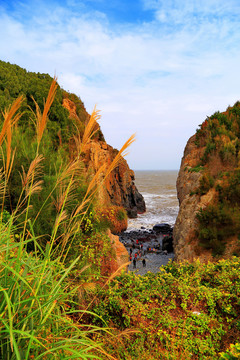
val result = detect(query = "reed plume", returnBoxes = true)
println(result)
[71,132,135,220]
[1,96,23,181]
[104,133,136,178]
[20,155,44,197]
[32,76,58,145]
[81,105,100,151]
[0,95,23,147]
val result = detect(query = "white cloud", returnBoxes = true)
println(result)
[1,1,240,169]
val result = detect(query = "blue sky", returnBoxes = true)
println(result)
[1,0,240,170]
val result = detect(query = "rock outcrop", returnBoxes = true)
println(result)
[63,98,145,218]
[173,135,203,261]
[174,135,221,262]
[174,103,240,261]
[106,229,129,273]
[83,140,145,218]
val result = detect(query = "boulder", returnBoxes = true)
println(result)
[153,223,172,234]
[162,235,174,253]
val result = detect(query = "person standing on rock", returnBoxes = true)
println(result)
[142,259,146,267]
[133,258,136,268]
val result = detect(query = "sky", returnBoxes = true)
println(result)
[1,0,240,170]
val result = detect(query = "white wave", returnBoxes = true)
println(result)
[128,170,179,231]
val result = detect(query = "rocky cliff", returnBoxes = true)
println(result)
[173,135,214,262]
[83,140,145,218]
[174,103,240,261]
[63,98,146,219]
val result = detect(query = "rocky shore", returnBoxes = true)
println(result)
[119,224,174,275]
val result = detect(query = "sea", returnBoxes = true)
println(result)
[128,170,179,231]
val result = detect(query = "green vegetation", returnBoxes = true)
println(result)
[98,206,128,234]
[0,78,107,358]
[187,165,204,173]
[0,63,135,358]
[0,223,105,359]
[1,60,239,360]
[192,101,240,255]
[89,258,240,359]
[220,343,240,359]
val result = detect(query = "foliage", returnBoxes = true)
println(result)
[220,343,240,359]
[196,173,214,195]
[0,224,105,359]
[187,165,204,173]
[0,69,136,358]
[89,258,240,359]
[196,204,238,255]
[191,100,240,255]
[97,206,128,234]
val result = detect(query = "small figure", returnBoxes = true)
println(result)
[136,239,139,245]
[130,255,132,261]
[134,253,138,259]
[133,258,136,268]
[142,258,146,267]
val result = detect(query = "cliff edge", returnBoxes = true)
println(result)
[63,98,145,220]
[174,103,240,261]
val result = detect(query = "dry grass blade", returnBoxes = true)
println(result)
[0,96,23,147]
[57,159,83,185]
[74,134,135,217]
[25,180,43,198]
[6,120,12,177]
[54,210,68,229]
[20,155,44,189]
[104,134,136,179]
[1,97,23,181]
[105,262,131,285]
[0,169,6,201]
[81,105,100,150]
[73,163,106,217]
[32,76,58,144]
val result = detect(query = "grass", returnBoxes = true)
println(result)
[0,224,104,359]
[0,78,135,359]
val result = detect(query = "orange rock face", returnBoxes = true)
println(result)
[62,96,145,274]
[106,230,129,274]
[83,140,145,218]
[62,98,145,219]
[173,135,216,262]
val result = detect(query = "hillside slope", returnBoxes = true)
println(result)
[0,60,145,224]
[174,103,240,261]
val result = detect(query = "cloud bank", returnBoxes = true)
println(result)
[1,0,240,169]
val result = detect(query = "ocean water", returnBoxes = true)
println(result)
[128,170,179,230]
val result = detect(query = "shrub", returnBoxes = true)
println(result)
[97,205,128,234]
[196,173,214,195]
[89,258,240,359]
[0,76,135,358]
[220,342,240,359]
[201,141,216,163]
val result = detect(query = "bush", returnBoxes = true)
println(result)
[90,258,240,359]
[97,206,128,234]
[196,173,214,195]
[220,343,240,359]
[196,204,236,255]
